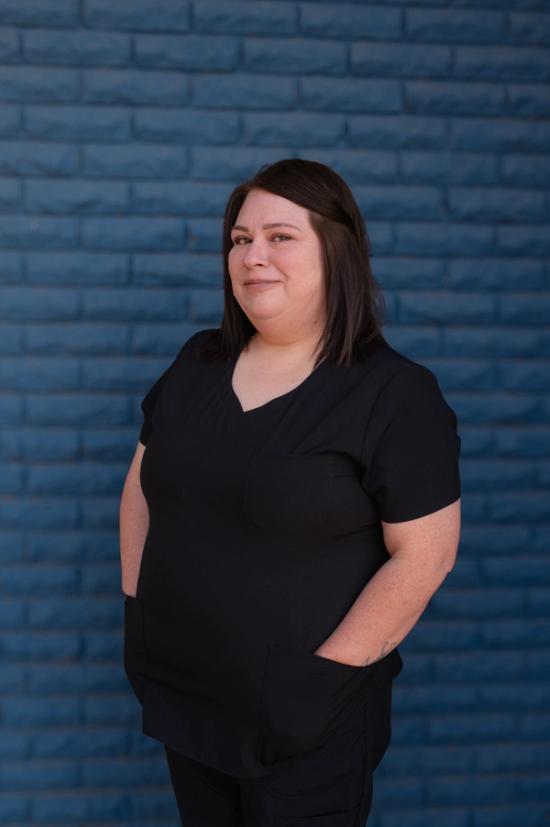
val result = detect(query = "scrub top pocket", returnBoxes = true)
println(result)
[256,643,380,769]
[243,453,336,540]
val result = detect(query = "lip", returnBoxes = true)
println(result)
[244,280,280,289]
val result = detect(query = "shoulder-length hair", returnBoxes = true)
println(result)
[198,158,388,368]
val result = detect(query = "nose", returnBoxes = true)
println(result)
[242,238,268,268]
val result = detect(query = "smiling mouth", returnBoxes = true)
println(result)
[244,280,280,286]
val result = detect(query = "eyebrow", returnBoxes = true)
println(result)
[231,222,302,232]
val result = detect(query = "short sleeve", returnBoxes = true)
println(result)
[360,364,461,523]
[139,365,173,446]
[138,331,205,446]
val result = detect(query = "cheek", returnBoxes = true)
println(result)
[227,247,242,274]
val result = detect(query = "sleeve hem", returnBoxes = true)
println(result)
[379,492,461,524]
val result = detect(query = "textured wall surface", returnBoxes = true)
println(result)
[1,0,549,825]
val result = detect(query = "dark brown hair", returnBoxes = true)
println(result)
[199,158,388,368]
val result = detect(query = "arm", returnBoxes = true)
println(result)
[119,441,149,598]
[315,497,461,666]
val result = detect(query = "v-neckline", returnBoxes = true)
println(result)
[228,349,329,416]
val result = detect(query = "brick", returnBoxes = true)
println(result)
[507,83,550,117]
[83,694,140,725]
[84,0,190,32]
[0,103,19,134]
[0,565,78,594]
[0,217,78,248]
[28,532,118,563]
[428,713,515,743]
[301,77,401,112]
[0,798,27,822]
[496,225,550,255]
[133,254,215,287]
[32,791,131,822]
[301,4,401,39]
[0,664,28,696]
[134,33,238,70]
[482,619,550,646]
[28,464,123,495]
[0,287,79,318]
[24,29,130,65]
[0,494,75,532]
[30,728,127,758]
[0,600,27,627]
[1,759,79,789]
[81,287,188,320]
[352,42,451,77]
[509,11,550,44]
[0,0,78,26]
[499,291,550,324]
[82,142,189,178]
[0,66,78,101]
[80,562,121,593]
[359,184,443,219]
[0,26,18,59]
[360,255,442,291]
[26,322,128,351]
[350,114,446,149]
[82,628,123,661]
[0,141,79,175]
[82,68,190,105]
[195,1,296,35]
[25,106,130,140]
[0,251,23,284]
[82,756,168,786]
[0,695,80,726]
[406,9,506,42]
[448,187,545,221]
[500,154,550,186]
[26,252,128,285]
[193,73,296,109]
[26,394,128,427]
[405,80,505,115]
[448,258,545,289]
[0,176,18,207]
[459,117,550,152]
[244,111,345,146]
[495,356,550,387]
[0,357,79,390]
[25,180,129,214]
[394,222,493,255]
[133,108,239,141]
[454,46,550,80]
[244,38,346,75]
[0,395,23,426]
[130,180,230,215]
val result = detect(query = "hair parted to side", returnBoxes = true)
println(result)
[198,157,388,368]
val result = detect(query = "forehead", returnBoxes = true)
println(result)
[234,189,309,228]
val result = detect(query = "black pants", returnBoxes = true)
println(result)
[163,701,377,826]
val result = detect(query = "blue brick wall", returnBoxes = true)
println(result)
[1,0,549,824]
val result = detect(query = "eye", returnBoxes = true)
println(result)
[231,234,292,245]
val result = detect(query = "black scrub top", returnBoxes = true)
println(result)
[123,327,461,778]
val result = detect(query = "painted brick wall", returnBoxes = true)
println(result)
[1,0,549,825]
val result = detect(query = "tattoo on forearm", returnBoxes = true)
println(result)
[363,640,398,666]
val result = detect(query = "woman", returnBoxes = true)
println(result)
[119,158,461,826]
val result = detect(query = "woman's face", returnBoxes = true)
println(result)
[228,189,326,336]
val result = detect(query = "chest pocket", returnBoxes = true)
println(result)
[243,453,335,540]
